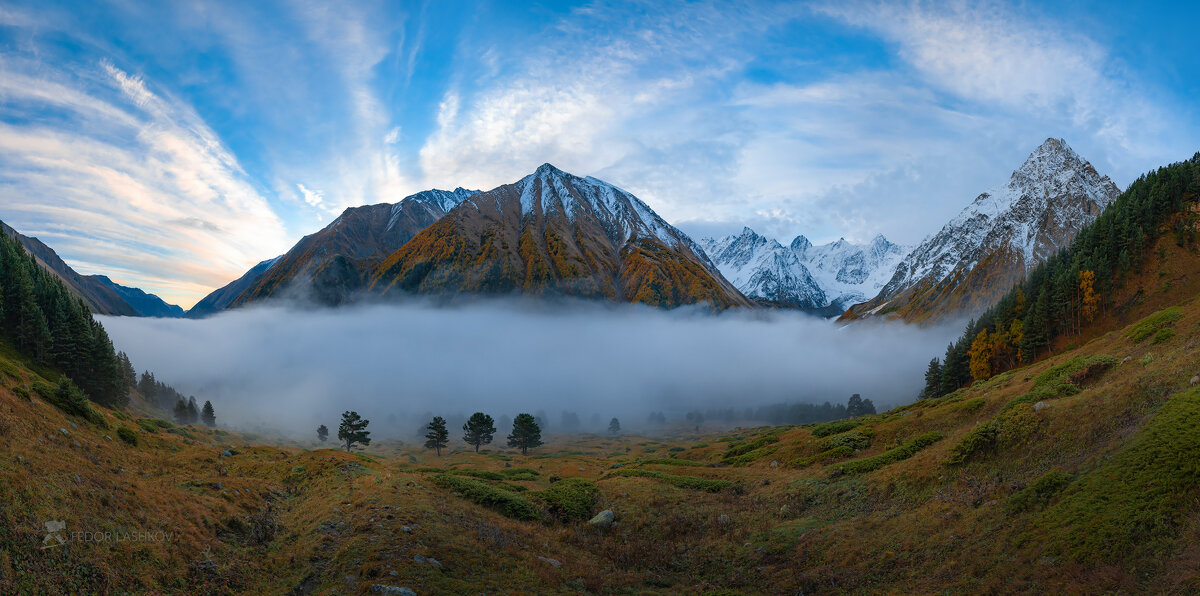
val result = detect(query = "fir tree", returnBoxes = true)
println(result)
[317,424,329,442]
[507,413,543,455]
[922,358,942,398]
[424,416,449,456]
[173,398,190,425]
[201,401,216,427]
[608,417,621,435]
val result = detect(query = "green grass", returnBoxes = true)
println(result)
[634,457,705,467]
[830,432,944,475]
[1039,387,1200,563]
[1006,470,1072,514]
[537,478,599,520]
[954,398,986,413]
[117,427,138,446]
[722,432,780,459]
[788,445,852,469]
[1125,306,1183,343]
[605,469,733,492]
[431,473,540,521]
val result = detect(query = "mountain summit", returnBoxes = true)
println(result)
[843,138,1120,323]
[370,164,750,308]
[700,229,908,315]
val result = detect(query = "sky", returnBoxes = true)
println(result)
[0,0,1197,309]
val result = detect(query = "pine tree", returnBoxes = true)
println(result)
[607,417,621,435]
[338,411,371,452]
[317,424,329,442]
[201,401,216,427]
[861,398,876,415]
[846,394,865,417]
[462,412,496,453]
[424,416,449,456]
[507,413,543,455]
[922,358,942,398]
[173,398,190,425]
[187,396,200,425]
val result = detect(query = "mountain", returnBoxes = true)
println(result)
[700,229,907,315]
[90,276,184,318]
[188,188,478,315]
[0,220,139,316]
[370,164,751,308]
[843,138,1120,323]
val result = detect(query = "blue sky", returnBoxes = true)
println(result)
[0,0,1196,308]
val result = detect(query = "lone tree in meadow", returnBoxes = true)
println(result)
[424,416,449,456]
[173,398,190,425]
[507,413,543,455]
[316,424,329,442]
[338,411,371,452]
[608,417,621,435]
[462,412,496,453]
[201,400,216,427]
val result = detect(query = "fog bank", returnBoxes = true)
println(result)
[99,300,958,437]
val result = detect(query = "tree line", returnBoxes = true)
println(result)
[923,152,1200,398]
[319,410,552,456]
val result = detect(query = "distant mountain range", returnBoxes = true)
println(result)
[843,138,1120,323]
[2,137,1119,322]
[0,221,182,318]
[700,230,908,315]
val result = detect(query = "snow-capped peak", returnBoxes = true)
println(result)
[387,187,479,231]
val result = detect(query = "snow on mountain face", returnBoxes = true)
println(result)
[387,187,478,232]
[848,137,1120,322]
[699,229,826,309]
[700,229,907,313]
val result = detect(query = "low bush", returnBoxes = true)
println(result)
[431,474,539,521]
[1007,470,1072,514]
[723,433,780,459]
[831,432,944,475]
[809,419,864,438]
[117,427,138,446]
[538,478,599,520]
[1125,307,1183,343]
[606,469,733,492]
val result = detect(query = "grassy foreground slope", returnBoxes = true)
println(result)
[2,297,1200,593]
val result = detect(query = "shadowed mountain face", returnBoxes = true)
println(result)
[370,164,751,309]
[0,220,140,316]
[188,188,478,315]
[90,276,184,318]
[843,138,1121,324]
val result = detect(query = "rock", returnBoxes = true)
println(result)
[389,571,398,577]
[779,505,791,516]
[214,482,224,490]
[401,525,412,532]
[536,555,562,568]
[1191,375,1199,387]
[413,554,441,568]
[770,460,779,468]
[369,585,416,596]
[222,450,233,457]
[73,441,82,448]
[104,435,112,441]
[504,461,512,468]
[59,428,69,436]
[718,514,732,525]
[1033,401,1049,411]
[588,509,615,527]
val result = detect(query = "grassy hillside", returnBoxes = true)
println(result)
[3,291,1200,592]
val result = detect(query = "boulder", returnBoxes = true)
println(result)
[1033,401,1049,412]
[536,555,562,568]
[369,586,416,596]
[718,514,732,525]
[588,509,615,527]
[1190,375,1199,387]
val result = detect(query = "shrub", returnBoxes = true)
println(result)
[11,385,30,401]
[538,478,599,520]
[821,428,874,452]
[810,419,864,438]
[723,433,781,459]
[1152,327,1176,344]
[1007,470,1072,514]
[500,467,540,478]
[831,432,944,475]
[722,446,778,466]
[606,469,733,492]
[788,445,853,468]
[47,379,103,425]
[450,469,506,481]
[947,422,999,466]
[431,474,540,521]
[635,458,704,467]
[1125,307,1183,343]
[117,427,138,446]
[1040,387,1200,562]
[955,398,986,413]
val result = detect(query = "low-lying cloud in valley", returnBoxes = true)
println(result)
[99,301,958,438]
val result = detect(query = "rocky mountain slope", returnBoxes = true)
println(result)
[843,138,1120,323]
[188,188,477,314]
[371,164,751,308]
[700,229,907,315]
[0,219,179,317]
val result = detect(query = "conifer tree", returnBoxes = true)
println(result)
[173,398,190,425]
[607,417,621,435]
[187,396,200,425]
[317,424,329,442]
[424,416,449,456]
[338,411,371,452]
[201,401,216,427]
[462,412,496,452]
[507,413,543,455]
[922,358,942,398]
